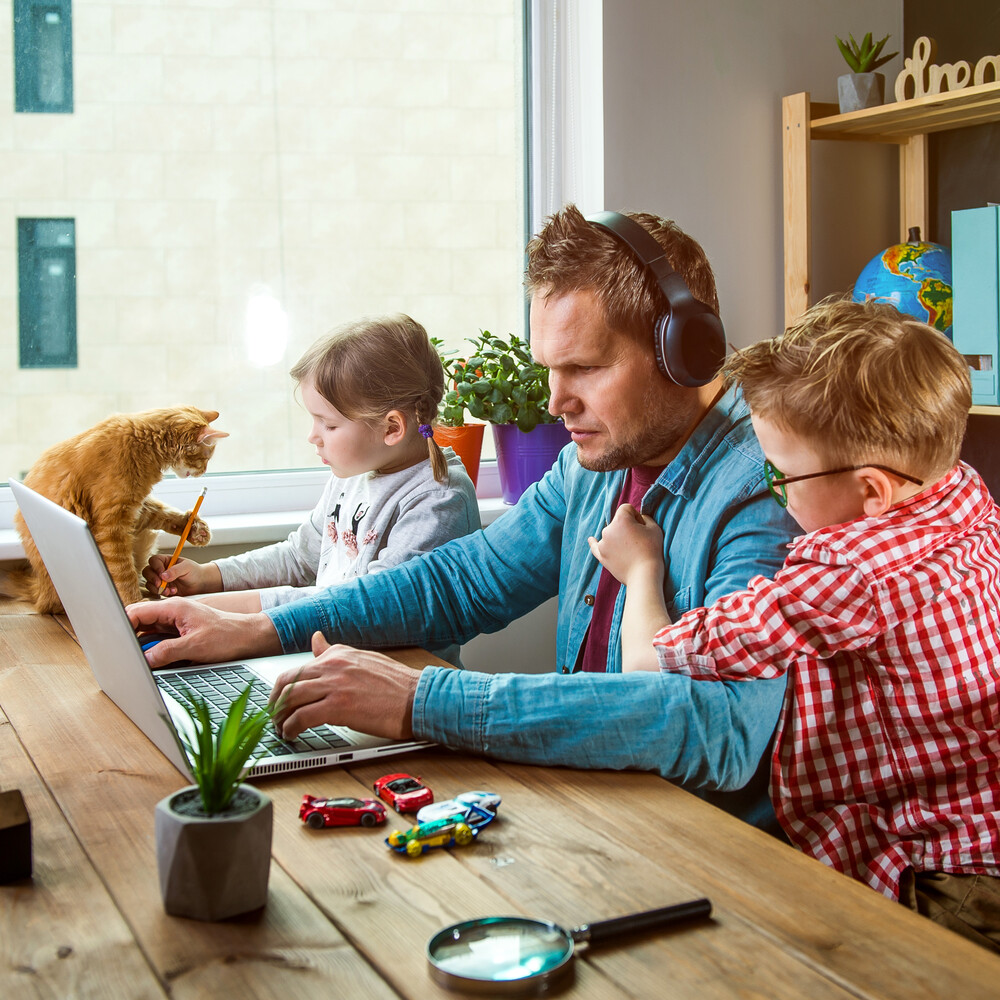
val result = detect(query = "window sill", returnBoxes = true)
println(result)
[0,464,508,561]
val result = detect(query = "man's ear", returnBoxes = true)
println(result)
[382,409,408,446]
[859,468,896,517]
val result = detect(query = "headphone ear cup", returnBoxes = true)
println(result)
[652,312,671,380]
[656,310,727,387]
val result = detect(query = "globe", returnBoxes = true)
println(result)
[851,230,953,340]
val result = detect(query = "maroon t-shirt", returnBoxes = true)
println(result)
[577,464,665,673]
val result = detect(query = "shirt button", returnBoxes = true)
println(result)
[584,594,595,606]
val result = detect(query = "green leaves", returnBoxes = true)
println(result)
[167,682,277,815]
[435,330,559,432]
[836,32,897,74]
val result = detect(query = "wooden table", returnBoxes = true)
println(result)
[2,598,999,998]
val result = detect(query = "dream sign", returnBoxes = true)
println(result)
[895,36,1000,101]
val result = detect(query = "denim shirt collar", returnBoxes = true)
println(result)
[653,385,752,501]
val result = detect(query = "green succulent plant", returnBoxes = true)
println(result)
[836,32,898,74]
[166,682,277,815]
[431,336,468,428]
[442,330,558,433]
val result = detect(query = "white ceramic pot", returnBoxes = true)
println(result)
[155,784,272,921]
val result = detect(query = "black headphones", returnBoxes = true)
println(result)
[587,211,726,387]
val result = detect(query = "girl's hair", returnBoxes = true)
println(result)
[723,296,971,482]
[290,314,448,482]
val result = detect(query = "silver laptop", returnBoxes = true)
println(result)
[8,477,431,779]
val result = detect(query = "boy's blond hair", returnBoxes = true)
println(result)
[724,297,970,480]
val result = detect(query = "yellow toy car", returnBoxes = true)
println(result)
[385,811,485,857]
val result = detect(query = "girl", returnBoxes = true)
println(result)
[144,314,480,613]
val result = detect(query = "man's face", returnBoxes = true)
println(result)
[529,288,700,470]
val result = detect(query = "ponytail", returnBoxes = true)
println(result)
[415,397,449,484]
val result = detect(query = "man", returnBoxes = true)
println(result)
[129,204,795,826]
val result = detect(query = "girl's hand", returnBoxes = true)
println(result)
[587,503,665,587]
[143,555,222,598]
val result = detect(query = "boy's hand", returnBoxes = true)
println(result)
[588,503,666,587]
[143,555,222,598]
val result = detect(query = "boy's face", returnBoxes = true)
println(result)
[751,414,869,534]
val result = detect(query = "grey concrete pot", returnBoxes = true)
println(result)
[155,784,272,921]
[837,72,885,113]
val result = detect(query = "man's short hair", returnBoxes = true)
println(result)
[524,204,719,345]
[724,297,971,480]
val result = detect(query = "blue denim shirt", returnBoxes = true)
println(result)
[267,387,796,819]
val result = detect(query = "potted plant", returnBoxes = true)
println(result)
[448,330,570,503]
[836,31,897,113]
[154,683,275,921]
[431,337,485,487]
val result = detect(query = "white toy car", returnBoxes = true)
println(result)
[416,790,501,827]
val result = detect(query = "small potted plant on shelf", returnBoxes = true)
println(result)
[836,31,898,113]
[431,337,485,488]
[448,330,570,503]
[154,683,275,921]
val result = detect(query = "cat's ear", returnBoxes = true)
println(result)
[197,427,229,443]
[199,409,220,423]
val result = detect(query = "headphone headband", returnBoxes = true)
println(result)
[586,211,726,387]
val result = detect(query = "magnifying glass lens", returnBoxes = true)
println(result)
[429,917,571,983]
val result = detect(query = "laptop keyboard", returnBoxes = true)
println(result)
[156,663,351,757]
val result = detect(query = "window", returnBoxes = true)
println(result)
[14,0,73,113]
[18,218,77,368]
[2,2,526,483]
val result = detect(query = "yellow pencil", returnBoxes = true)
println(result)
[157,488,207,595]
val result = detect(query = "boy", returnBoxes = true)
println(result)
[589,297,1000,951]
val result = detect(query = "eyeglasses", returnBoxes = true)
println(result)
[763,460,923,508]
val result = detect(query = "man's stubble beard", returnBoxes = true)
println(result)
[573,383,692,473]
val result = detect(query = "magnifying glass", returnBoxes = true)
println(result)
[427,897,712,995]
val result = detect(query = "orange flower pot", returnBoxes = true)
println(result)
[434,424,485,487]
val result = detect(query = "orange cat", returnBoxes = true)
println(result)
[10,406,228,614]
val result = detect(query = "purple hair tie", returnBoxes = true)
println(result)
[419,423,434,440]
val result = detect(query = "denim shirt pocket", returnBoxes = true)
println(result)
[666,585,692,621]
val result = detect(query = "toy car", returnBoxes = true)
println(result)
[386,814,481,857]
[373,772,434,812]
[299,795,387,829]
[416,790,501,827]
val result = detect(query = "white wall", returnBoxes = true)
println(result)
[601,0,903,346]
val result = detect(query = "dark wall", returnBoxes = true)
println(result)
[903,1,1000,245]
[903,3,1000,494]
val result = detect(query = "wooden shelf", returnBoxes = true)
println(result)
[970,405,1000,416]
[782,82,1000,326]
[810,81,1000,141]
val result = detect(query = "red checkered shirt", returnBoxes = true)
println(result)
[654,462,1000,898]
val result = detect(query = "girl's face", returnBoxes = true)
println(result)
[300,379,387,478]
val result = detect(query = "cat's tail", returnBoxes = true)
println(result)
[0,565,33,604]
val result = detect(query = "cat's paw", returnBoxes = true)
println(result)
[187,517,211,546]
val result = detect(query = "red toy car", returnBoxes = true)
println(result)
[373,773,434,813]
[299,794,387,829]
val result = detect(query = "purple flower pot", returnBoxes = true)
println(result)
[492,422,572,504]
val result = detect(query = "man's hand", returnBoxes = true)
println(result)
[588,502,666,587]
[270,632,418,741]
[126,598,282,668]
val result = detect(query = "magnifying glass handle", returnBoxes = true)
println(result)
[576,898,712,946]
